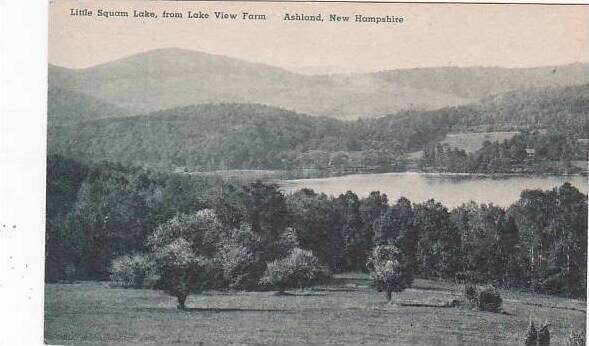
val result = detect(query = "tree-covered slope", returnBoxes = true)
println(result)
[367,83,589,138]
[48,84,589,172]
[48,87,130,125]
[48,103,355,170]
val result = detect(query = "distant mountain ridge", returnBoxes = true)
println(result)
[49,48,589,122]
[368,63,589,100]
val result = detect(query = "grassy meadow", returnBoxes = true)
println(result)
[45,274,585,345]
[440,132,520,154]
[407,131,520,160]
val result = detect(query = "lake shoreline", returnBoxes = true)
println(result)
[276,171,587,208]
[186,167,588,182]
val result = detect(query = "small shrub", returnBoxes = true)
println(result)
[63,263,77,283]
[463,284,478,309]
[477,286,502,313]
[462,285,502,313]
[567,330,585,346]
[110,254,154,288]
[524,320,538,346]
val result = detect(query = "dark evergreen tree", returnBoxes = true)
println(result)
[334,191,364,271]
[524,320,538,346]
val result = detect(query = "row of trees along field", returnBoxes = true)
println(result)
[47,154,588,303]
[419,130,589,174]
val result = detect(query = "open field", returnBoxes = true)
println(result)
[440,132,520,153]
[407,131,520,160]
[45,274,585,345]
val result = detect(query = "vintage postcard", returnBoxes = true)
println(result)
[45,1,588,344]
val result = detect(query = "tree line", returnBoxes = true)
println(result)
[47,154,587,298]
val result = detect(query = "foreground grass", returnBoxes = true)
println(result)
[45,274,585,345]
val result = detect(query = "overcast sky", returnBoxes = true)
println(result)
[49,1,589,72]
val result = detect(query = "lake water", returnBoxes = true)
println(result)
[280,173,588,208]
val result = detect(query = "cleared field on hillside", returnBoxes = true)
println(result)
[407,131,520,160]
[441,132,520,153]
[45,274,585,345]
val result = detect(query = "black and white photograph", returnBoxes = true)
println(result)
[36,0,589,344]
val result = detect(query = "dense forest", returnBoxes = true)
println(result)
[46,155,587,297]
[49,103,439,171]
[48,104,360,171]
[47,84,589,173]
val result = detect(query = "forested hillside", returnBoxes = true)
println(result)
[366,83,589,137]
[47,84,589,172]
[48,104,357,171]
[48,102,448,171]
[48,87,129,125]
[446,84,589,135]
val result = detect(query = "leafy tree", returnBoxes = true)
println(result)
[259,248,323,294]
[64,176,152,279]
[45,155,89,282]
[373,197,418,273]
[216,224,265,290]
[367,245,414,302]
[217,182,291,262]
[110,253,155,289]
[152,238,209,309]
[286,189,345,272]
[147,210,226,308]
[356,191,389,270]
[544,184,587,297]
[215,224,300,290]
[497,216,526,287]
[509,183,587,296]
[414,200,462,279]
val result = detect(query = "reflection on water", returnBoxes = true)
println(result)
[280,173,588,208]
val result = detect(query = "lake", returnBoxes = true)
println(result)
[280,173,588,208]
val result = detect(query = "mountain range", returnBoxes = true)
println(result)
[49,48,589,122]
